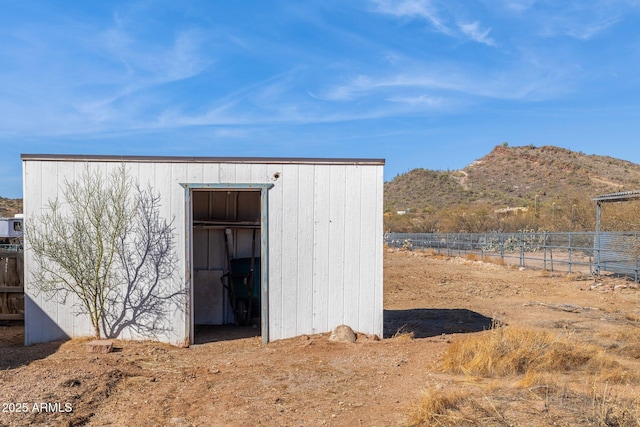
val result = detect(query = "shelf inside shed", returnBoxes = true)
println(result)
[193,219,260,229]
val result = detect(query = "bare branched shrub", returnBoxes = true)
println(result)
[27,164,182,339]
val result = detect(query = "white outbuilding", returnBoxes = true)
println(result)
[22,154,384,346]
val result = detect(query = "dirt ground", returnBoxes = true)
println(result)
[2,248,640,426]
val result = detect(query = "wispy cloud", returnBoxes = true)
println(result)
[457,21,495,46]
[494,0,636,40]
[499,0,538,14]
[369,0,495,46]
[0,2,216,137]
[369,0,452,35]
[541,12,622,40]
[315,57,571,109]
[101,24,212,84]
[385,94,446,109]
[74,10,214,123]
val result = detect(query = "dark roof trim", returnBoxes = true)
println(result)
[592,190,640,203]
[21,153,385,166]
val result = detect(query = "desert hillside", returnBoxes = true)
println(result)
[385,144,640,213]
[0,196,21,217]
[384,144,640,232]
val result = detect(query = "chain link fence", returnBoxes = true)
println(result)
[384,232,640,281]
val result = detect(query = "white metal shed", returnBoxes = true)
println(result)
[22,154,384,346]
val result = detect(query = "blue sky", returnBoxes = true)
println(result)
[2,0,640,198]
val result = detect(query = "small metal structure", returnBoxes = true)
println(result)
[22,154,384,346]
[0,215,24,320]
[593,190,640,232]
[0,216,23,245]
[592,191,640,279]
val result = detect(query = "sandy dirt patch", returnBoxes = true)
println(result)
[1,248,640,426]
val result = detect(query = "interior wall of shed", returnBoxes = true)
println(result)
[192,190,261,326]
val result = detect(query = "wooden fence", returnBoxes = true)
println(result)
[0,250,24,320]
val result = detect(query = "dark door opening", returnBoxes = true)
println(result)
[190,189,262,343]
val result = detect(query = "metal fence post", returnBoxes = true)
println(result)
[568,233,572,274]
[543,232,547,270]
[520,231,525,268]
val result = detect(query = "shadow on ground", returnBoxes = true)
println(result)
[384,308,494,339]
[193,324,261,345]
[0,321,64,370]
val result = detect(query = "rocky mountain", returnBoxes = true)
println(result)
[384,144,640,214]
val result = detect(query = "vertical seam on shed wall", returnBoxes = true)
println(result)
[260,186,270,343]
[376,164,381,334]
[312,164,317,333]
[341,166,347,326]
[358,166,365,332]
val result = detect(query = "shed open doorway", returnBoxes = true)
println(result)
[183,184,271,345]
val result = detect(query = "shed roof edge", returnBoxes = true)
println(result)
[21,153,385,165]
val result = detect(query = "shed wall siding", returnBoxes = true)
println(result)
[23,158,383,345]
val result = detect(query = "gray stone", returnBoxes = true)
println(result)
[329,325,357,343]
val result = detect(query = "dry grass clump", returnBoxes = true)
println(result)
[590,383,640,427]
[485,257,506,267]
[421,248,440,257]
[464,253,506,267]
[599,325,640,360]
[406,386,508,427]
[442,326,617,378]
[407,380,640,427]
[597,366,640,385]
[611,326,640,359]
[465,253,479,262]
[408,325,640,425]
[391,324,415,340]
[516,370,557,389]
[624,312,640,323]
[406,387,470,426]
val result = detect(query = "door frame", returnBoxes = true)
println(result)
[180,183,273,344]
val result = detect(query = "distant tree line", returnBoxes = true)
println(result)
[384,192,640,233]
